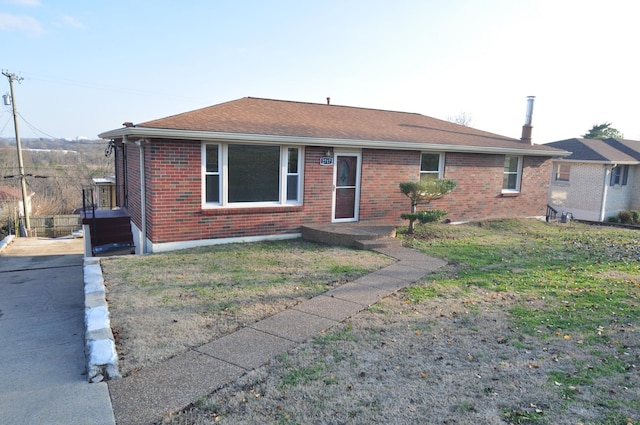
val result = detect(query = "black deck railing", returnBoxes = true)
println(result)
[545,204,558,222]
[81,186,97,218]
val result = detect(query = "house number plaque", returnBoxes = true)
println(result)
[320,157,333,166]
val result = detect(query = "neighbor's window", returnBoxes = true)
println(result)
[610,165,629,186]
[203,143,302,206]
[502,155,522,192]
[554,163,571,182]
[420,153,444,182]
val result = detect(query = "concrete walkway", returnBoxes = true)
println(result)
[0,237,115,425]
[108,245,446,425]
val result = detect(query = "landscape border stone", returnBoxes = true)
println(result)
[83,257,121,382]
[0,234,15,253]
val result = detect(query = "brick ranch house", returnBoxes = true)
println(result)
[97,97,569,254]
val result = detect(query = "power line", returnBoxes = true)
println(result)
[16,111,62,141]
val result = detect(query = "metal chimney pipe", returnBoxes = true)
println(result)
[525,96,535,125]
[521,96,535,145]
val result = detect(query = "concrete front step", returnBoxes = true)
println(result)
[301,222,397,248]
[354,237,402,250]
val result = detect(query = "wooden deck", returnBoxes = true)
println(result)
[80,208,135,256]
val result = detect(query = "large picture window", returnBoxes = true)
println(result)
[420,153,444,182]
[228,145,280,202]
[203,143,302,207]
[502,155,522,192]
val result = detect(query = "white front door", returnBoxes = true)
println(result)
[332,151,361,222]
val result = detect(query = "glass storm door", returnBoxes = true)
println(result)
[333,152,361,222]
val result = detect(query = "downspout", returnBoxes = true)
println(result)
[135,139,147,254]
[599,164,612,222]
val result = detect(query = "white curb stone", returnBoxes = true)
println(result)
[83,257,121,382]
[0,234,15,253]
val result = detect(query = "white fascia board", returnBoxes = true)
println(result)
[98,127,568,157]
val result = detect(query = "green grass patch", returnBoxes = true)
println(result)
[312,324,356,346]
[404,220,640,348]
[280,362,326,387]
[404,284,441,302]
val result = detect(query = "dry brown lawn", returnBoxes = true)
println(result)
[100,240,394,376]
[102,221,640,425]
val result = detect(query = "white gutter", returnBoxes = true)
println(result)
[99,127,569,157]
[135,139,147,254]
[554,158,639,165]
[122,136,147,254]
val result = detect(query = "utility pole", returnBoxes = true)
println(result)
[2,70,30,235]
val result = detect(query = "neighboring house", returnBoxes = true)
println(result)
[0,185,34,219]
[546,138,640,222]
[98,97,568,254]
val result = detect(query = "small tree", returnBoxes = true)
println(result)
[399,179,456,233]
[582,122,624,139]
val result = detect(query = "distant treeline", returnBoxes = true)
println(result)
[0,138,113,217]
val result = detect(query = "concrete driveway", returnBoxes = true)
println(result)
[0,237,115,425]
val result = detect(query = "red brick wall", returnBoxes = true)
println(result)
[116,139,553,244]
[123,142,143,230]
[359,150,552,224]
[428,152,552,221]
[360,149,418,224]
[144,142,336,244]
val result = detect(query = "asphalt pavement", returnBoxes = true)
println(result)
[0,236,115,425]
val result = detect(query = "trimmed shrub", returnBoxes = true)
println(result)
[416,210,448,224]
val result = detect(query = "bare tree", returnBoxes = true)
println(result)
[447,112,473,127]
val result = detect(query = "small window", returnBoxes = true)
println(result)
[286,148,300,201]
[420,153,443,182]
[610,165,629,186]
[205,144,220,203]
[554,163,571,182]
[502,155,522,192]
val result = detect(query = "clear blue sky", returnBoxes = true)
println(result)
[1,0,638,143]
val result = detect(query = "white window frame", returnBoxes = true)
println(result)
[610,164,629,186]
[420,152,445,181]
[554,162,571,182]
[201,142,303,208]
[502,155,523,193]
[203,143,221,204]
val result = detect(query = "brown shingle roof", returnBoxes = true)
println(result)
[101,97,567,155]
[546,138,640,163]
